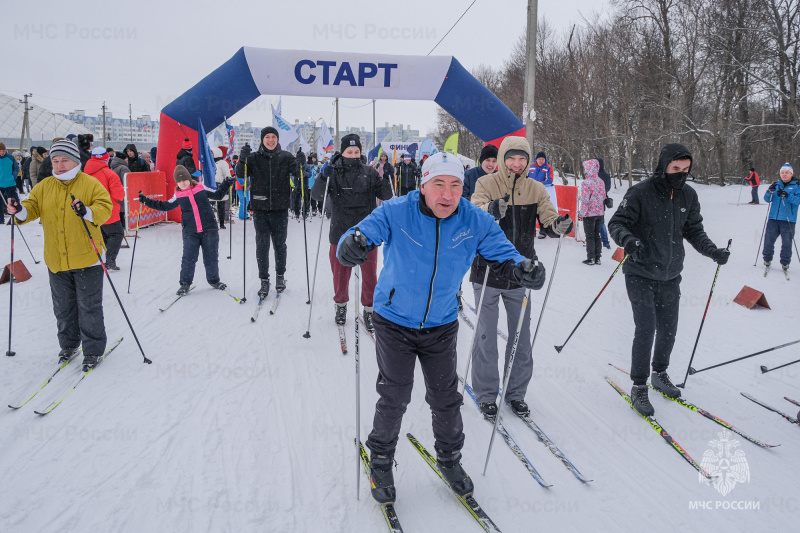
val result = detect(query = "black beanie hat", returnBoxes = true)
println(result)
[535,151,546,160]
[36,146,47,156]
[479,144,498,163]
[340,133,362,154]
[261,126,279,140]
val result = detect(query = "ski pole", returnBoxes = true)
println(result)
[483,287,531,476]
[678,239,732,388]
[354,229,362,500]
[301,169,311,304]
[530,236,564,354]
[70,194,151,365]
[0,190,39,264]
[127,205,141,294]
[736,180,744,205]
[753,196,772,266]
[689,339,800,375]
[303,182,330,338]
[761,357,800,374]
[242,167,248,303]
[555,255,628,353]
[5,204,16,356]
[460,266,490,398]
[778,197,800,258]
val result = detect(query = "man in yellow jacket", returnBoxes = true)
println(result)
[6,139,113,368]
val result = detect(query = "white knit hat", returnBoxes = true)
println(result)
[420,152,464,185]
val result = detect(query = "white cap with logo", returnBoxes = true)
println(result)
[420,152,464,185]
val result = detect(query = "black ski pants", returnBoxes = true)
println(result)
[49,264,107,358]
[367,313,465,458]
[625,274,681,385]
[583,215,603,261]
[101,221,124,264]
[252,209,288,281]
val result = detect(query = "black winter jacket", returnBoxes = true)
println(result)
[395,160,420,196]
[244,142,297,211]
[141,179,233,233]
[311,153,393,244]
[125,144,150,173]
[176,148,197,175]
[608,143,718,281]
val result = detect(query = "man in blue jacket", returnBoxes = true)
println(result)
[336,151,546,505]
[763,162,800,272]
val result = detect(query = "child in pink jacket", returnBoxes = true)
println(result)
[579,159,606,265]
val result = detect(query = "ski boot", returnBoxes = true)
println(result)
[595,258,602,266]
[105,260,120,271]
[275,274,286,293]
[509,399,530,417]
[335,303,347,325]
[82,355,100,372]
[631,384,654,416]
[582,258,595,265]
[363,307,375,333]
[258,279,270,299]
[782,264,789,272]
[369,454,396,504]
[437,451,474,497]
[651,371,681,399]
[210,281,227,291]
[176,282,190,296]
[479,402,498,420]
[58,347,80,363]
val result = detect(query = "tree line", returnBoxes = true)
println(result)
[432,0,800,186]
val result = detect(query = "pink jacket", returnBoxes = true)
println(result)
[579,159,605,217]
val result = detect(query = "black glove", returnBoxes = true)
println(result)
[768,182,778,192]
[777,189,789,198]
[138,191,146,203]
[338,231,369,267]
[487,195,509,220]
[71,198,87,217]
[624,237,644,258]
[604,197,614,209]
[6,198,20,214]
[554,214,573,235]
[711,247,730,265]
[513,258,546,290]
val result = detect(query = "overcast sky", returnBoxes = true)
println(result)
[2,0,607,137]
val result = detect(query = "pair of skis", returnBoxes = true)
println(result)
[741,393,800,426]
[358,436,502,532]
[159,285,245,312]
[251,292,281,322]
[459,302,509,341]
[9,337,125,415]
[763,264,790,280]
[337,318,375,356]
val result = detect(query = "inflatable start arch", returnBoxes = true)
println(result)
[156,47,525,213]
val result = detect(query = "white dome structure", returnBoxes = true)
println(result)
[0,92,92,150]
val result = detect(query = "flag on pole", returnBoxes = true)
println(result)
[272,105,299,145]
[319,119,334,152]
[224,118,235,161]
[392,145,398,193]
[443,133,459,156]
[197,118,217,189]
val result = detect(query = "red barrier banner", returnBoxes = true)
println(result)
[125,171,168,231]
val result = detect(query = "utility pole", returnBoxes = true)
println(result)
[129,103,133,142]
[102,102,107,145]
[372,99,376,155]
[18,94,32,152]
[523,0,538,153]
[335,98,340,155]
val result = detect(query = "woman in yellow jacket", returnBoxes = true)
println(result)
[6,139,113,369]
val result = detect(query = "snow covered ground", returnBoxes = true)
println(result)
[0,181,797,532]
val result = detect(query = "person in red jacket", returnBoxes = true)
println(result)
[744,167,760,204]
[85,147,126,270]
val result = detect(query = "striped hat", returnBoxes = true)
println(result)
[91,146,109,162]
[49,139,81,164]
[182,138,193,150]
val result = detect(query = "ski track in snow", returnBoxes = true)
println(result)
[0,185,798,532]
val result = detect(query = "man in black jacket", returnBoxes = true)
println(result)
[311,134,393,329]
[395,153,420,196]
[245,127,297,299]
[125,143,149,173]
[176,139,197,174]
[609,143,730,416]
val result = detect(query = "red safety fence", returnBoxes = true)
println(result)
[554,184,578,238]
[124,171,169,231]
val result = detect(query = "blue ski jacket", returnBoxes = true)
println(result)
[764,178,800,223]
[338,190,526,329]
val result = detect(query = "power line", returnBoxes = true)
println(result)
[428,0,479,56]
